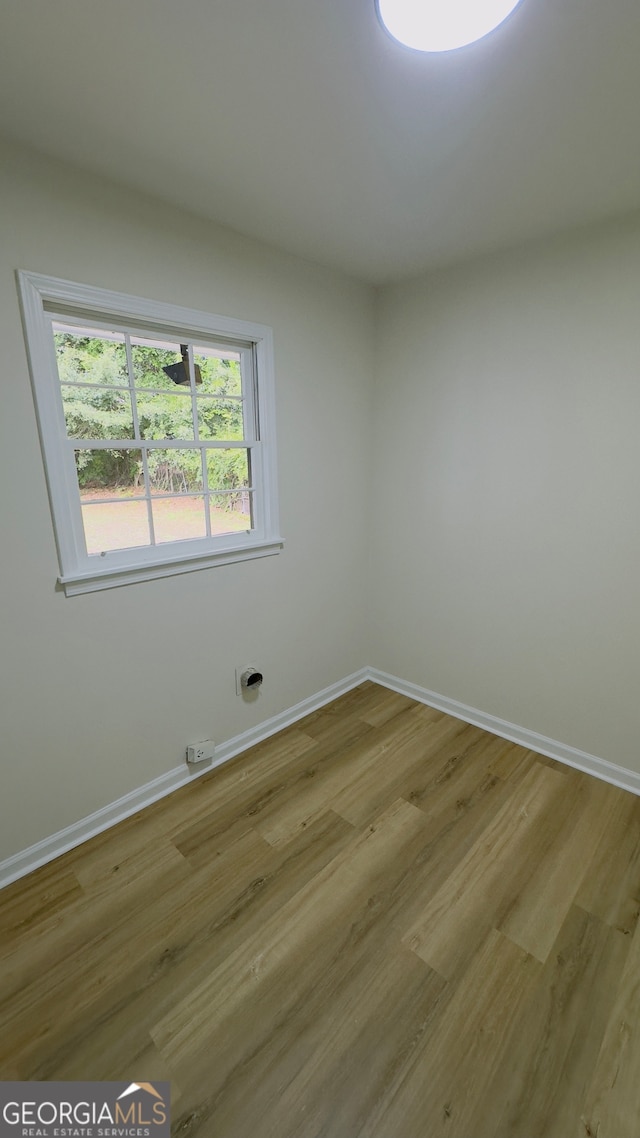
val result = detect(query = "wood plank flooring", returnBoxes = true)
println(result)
[1,680,640,1137]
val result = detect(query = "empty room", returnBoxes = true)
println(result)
[1,0,640,1135]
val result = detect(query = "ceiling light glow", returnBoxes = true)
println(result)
[376,0,523,52]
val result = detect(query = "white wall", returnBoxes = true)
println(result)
[0,139,373,861]
[369,216,640,771]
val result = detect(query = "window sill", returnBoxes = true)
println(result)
[58,538,284,595]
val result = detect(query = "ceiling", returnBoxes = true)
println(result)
[1,0,640,283]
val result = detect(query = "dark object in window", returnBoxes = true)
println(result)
[163,345,202,386]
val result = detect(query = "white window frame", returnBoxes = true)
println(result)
[17,271,282,595]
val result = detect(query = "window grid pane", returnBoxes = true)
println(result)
[74,442,255,554]
[152,496,208,545]
[61,386,135,440]
[81,499,151,555]
[53,324,129,387]
[52,314,259,557]
[210,491,253,536]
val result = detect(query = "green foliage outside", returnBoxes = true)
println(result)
[55,332,249,505]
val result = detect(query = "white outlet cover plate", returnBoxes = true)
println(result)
[186,739,215,764]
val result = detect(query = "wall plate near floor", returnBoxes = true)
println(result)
[186,739,215,764]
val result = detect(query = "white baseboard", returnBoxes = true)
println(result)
[0,668,369,890]
[3,665,639,891]
[366,667,640,798]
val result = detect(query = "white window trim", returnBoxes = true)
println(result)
[17,271,283,595]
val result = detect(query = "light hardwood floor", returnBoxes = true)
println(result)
[2,681,640,1137]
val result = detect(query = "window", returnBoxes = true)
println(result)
[18,271,282,595]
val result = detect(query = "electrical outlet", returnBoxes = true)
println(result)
[186,739,215,764]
